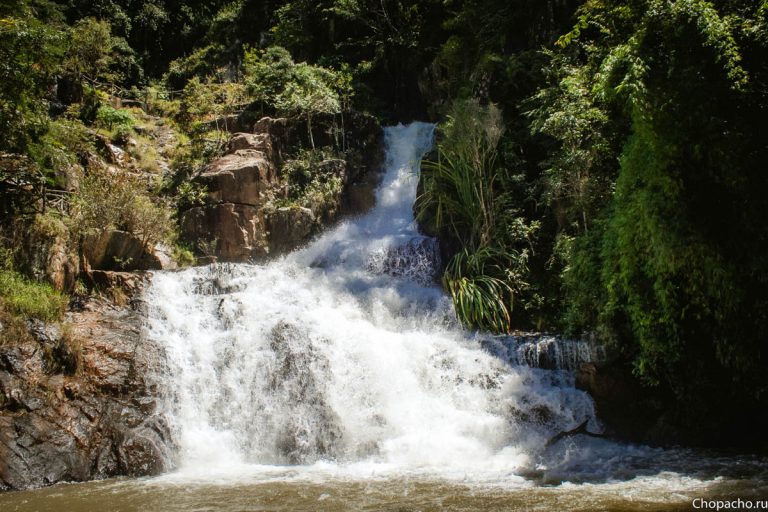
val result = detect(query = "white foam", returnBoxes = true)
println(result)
[143,122,767,493]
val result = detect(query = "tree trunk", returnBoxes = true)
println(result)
[307,112,315,150]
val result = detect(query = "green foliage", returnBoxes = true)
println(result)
[0,10,64,153]
[528,53,616,235]
[0,269,67,322]
[542,0,768,409]
[418,100,539,332]
[418,99,504,249]
[280,148,344,214]
[178,76,247,132]
[95,105,135,130]
[28,117,94,184]
[171,242,195,267]
[63,17,115,85]
[176,181,208,210]
[444,247,529,333]
[70,170,174,247]
[244,46,346,148]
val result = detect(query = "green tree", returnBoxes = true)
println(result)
[277,63,341,149]
[540,0,768,416]
[0,8,63,153]
[62,17,115,86]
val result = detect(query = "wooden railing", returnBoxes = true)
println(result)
[41,188,72,214]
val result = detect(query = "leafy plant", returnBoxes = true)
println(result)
[95,105,136,130]
[70,170,174,248]
[444,247,529,333]
[418,99,538,332]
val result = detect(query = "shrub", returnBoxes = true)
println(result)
[95,105,135,130]
[70,170,175,248]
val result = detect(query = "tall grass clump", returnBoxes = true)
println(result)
[0,269,67,323]
[417,99,534,332]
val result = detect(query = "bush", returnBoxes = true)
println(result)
[70,170,175,247]
[171,243,196,267]
[95,105,135,130]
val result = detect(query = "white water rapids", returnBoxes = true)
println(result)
[141,122,768,498]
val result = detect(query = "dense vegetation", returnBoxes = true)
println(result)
[1,0,767,445]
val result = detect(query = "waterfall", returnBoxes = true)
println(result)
[144,122,600,480]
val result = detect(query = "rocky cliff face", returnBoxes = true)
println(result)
[0,273,173,491]
[180,113,383,262]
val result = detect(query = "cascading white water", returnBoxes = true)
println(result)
[144,122,607,482]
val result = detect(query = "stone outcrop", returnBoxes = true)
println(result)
[196,149,278,206]
[181,203,269,262]
[575,361,668,445]
[266,206,315,255]
[180,112,383,263]
[180,119,286,263]
[0,277,173,490]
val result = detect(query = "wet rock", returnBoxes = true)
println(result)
[82,270,149,300]
[366,236,441,285]
[266,206,315,255]
[181,203,269,262]
[83,230,162,271]
[0,296,173,490]
[152,243,178,270]
[575,362,664,443]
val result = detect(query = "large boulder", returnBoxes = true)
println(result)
[181,203,268,262]
[266,206,315,255]
[197,149,278,207]
[82,230,162,271]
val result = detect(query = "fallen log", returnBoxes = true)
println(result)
[545,420,605,448]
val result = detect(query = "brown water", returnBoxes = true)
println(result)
[1,472,765,512]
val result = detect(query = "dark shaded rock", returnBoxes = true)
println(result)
[83,230,162,271]
[266,206,315,255]
[366,236,441,285]
[575,362,665,443]
[181,203,268,262]
[0,297,173,491]
[253,117,289,142]
[228,132,273,154]
[82,270,149,305]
